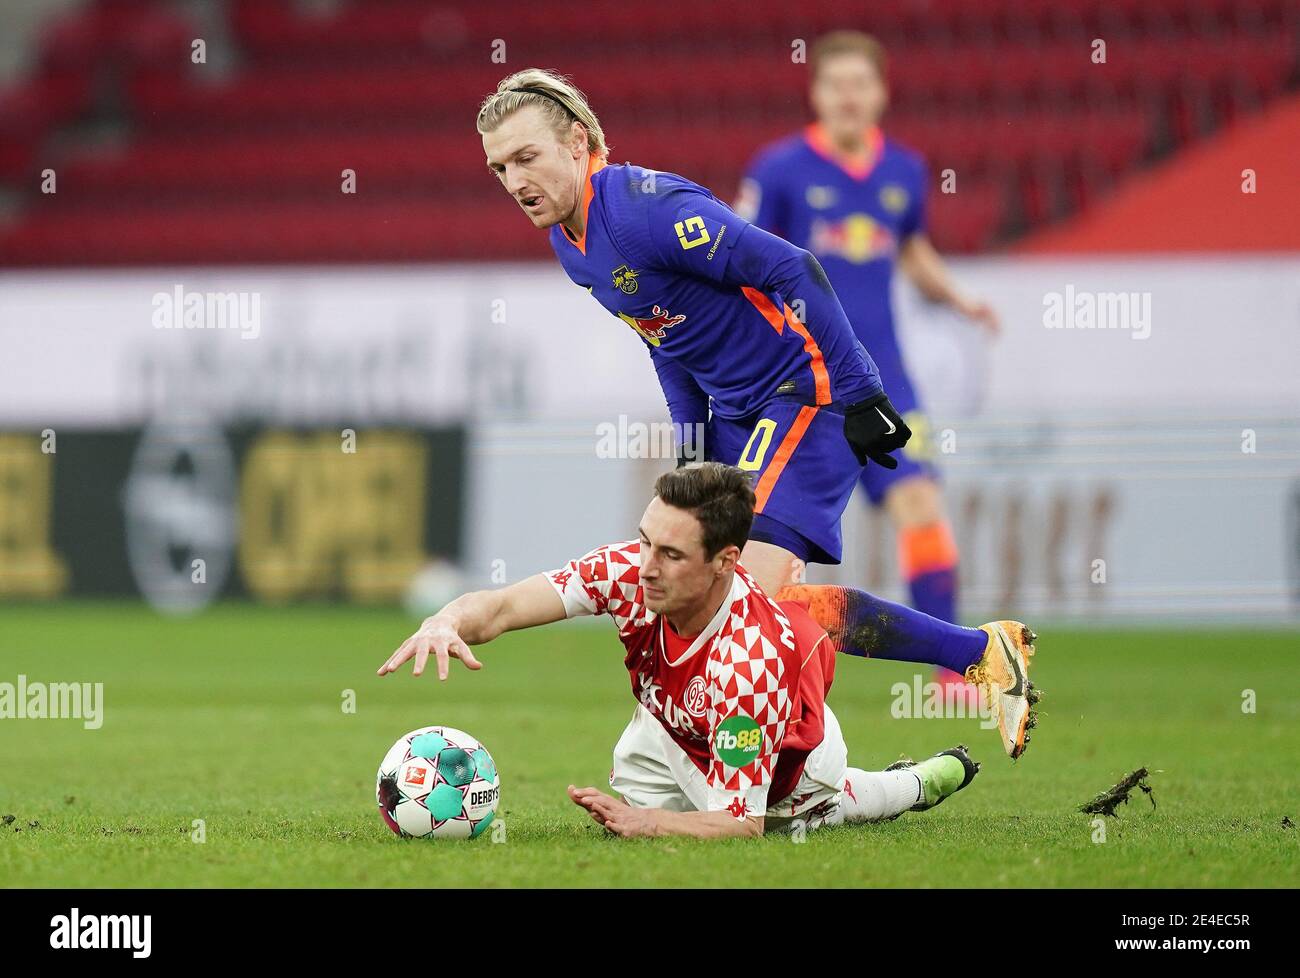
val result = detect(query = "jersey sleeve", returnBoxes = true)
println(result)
[634,183,750,286]
[544,540,649,630]
[632,184,882,405]
[648,345,710,434]
[702,625,794,819]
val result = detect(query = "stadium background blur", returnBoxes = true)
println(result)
[0,0,1298,891]
[1,0,1296,624]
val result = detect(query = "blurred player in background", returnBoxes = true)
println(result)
[475,69,1038,759]
[737,32,1001,698]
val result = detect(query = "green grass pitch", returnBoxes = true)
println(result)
[1,603,1296,887]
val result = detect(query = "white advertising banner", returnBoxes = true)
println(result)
[1,259,1297,621]
[1,257,1297,425]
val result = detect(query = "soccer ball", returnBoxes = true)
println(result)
[376,725,500,840]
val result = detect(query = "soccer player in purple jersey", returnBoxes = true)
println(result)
[475,69,1039,758]
[737,32,1002,698]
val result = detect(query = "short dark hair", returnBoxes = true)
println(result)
[652,463,755,559]
[810,30,887,80]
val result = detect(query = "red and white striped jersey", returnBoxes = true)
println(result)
[546,539,834,818]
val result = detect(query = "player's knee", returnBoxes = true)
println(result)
[887,477,944,527]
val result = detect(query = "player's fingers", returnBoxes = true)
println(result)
[569,786,599,807]
[452,640,482,671]
[435,640,451,681]
[412,639,432,677]
[380,639,416,675]
[867,450,900,470]
[606,818,634,837]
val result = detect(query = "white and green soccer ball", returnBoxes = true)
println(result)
[376,725,500,840]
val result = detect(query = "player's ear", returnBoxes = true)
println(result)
[569,121,587,158]
[715,545,740,576]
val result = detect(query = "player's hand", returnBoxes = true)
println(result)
[569,785,659,837]
[843,393,912,470]
[956,295,1000,335]
[377,615,483,680]
[566,784,619,819]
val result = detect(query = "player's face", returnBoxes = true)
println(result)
[637,497,737,617]
[483,106,586,230]
[811,52,887,142]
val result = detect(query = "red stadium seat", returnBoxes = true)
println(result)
[0,0,1294,262]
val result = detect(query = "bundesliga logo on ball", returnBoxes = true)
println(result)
[376,726,500,839]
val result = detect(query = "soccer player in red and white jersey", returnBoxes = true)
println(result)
[378,463,977,837]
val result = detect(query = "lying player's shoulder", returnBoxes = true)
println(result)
[775,596,827,642]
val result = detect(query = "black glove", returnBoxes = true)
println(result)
[843,393,911,469]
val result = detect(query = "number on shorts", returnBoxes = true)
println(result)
[738,418,777,471]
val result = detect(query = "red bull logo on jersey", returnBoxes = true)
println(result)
[617,305,685,347]
[809,212,896,264]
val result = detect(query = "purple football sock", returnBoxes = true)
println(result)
[776,584,986,675]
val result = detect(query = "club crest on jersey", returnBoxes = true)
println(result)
[805,185,837,209]
[880,183,910,214]
[617,305,685,347]
[638,672,705,738]
[683,676,708,718]
[612,264,639,294]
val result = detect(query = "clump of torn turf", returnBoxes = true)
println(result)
[1079,768,1157,818]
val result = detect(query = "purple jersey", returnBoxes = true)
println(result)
[548,158,882,428]
[737,125,927,376]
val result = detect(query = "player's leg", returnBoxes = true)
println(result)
[710,402,1041,757]
[713,403,1000,680]
[736,539,803,598]
[859,376,968,692]
[884,475,956,624]
[778,581,1040,757]
[883,474,974,701]
[783,707,979,827]
[741,405,1040,758]
[833,746,979,824]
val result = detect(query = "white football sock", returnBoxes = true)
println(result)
[831,766,923,824]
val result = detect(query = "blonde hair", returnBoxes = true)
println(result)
[476,68,608,159]
[810,30,887,79]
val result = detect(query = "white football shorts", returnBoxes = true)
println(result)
[609,701,848,830]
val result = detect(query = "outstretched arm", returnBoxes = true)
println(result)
[568,785,764,838]
[899,233,1000,334]
[377,574,565,679]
